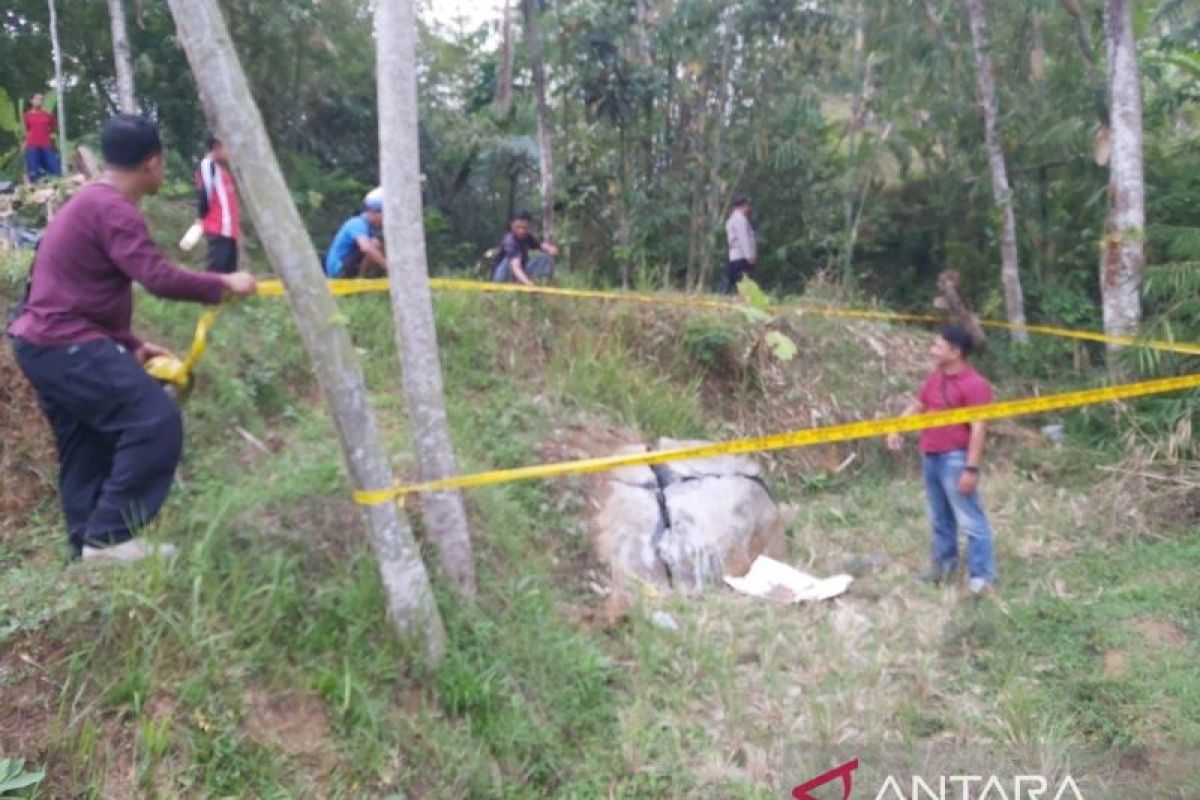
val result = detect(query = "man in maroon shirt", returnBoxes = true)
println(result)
[23,93,61,182]
[8,114,256,562]
[887,325,997,594]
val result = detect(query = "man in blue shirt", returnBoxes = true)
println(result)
[324,188,387,278]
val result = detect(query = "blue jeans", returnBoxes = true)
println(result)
[921,450,996,583]
[492,252,554,282]
[25,147,61,181]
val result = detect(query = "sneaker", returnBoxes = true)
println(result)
[967,577,993,595]
[82,539,178,564]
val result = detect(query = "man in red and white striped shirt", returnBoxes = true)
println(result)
[194,136,241,273]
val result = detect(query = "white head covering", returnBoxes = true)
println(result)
[364,186,384,212]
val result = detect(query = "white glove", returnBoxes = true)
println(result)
[179,221,203,251]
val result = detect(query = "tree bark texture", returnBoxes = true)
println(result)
[522,0,555,242]
[165,0,445,662]
[492,0,514,118]
[964,0,1028,342]
[1101,0,1144,346]
[376,0,477,598]
[107,0,137,113]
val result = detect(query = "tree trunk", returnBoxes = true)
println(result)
[1101,0,1144,348]
[693,8,736,294]
[492,0,514,118]
[376,0,477,599]
[164,0,445,662]
[964,0,1028,342]
[521,0,554,242]
[842,0,867,284]
[106,0,137,113]
[47,0,67,153]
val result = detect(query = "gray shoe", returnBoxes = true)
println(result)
[967,577,993,595]
[82,539,178,564]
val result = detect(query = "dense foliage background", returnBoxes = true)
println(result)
[2,0,1198,324]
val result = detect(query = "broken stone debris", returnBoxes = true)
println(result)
[591,438,787,592]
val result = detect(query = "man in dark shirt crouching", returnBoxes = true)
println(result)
[8,115,257,562]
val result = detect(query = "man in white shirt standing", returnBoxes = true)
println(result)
[723,194,756,294]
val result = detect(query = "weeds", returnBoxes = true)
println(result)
[2,245,1198,796]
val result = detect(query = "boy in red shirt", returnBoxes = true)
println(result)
[194,136,241,273]
[23,93,62,182]
[887,325,997,594]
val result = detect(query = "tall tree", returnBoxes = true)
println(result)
[1100,0,1145,348]
[376,0,477,598]
[963,0,1028,342]
[521,0,554,241]
[106,0,137,113]
[493,0,514,118]
[164,0,446,662]
[47,0,66,152]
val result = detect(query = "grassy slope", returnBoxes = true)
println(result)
[1,200,1198,798]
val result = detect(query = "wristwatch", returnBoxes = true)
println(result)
[964,465,980,474]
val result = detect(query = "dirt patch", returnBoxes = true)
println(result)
[0,343,55,527]
[0,633,70,759]
[241,687,335,764]
[253,493,367,567]
[1132,616,1188,648]
[1104,648,1129,678]
[98,719,139,800]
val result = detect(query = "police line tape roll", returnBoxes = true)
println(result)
[251,278,1200,357]
[351,371,1200,504]
[143,307,221,392]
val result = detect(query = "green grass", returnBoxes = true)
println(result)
[2,233,1199,798]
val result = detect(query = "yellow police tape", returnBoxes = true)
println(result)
[351,372,1200,504]
[144,307,221,391]
[154,276,1198,501]
[253,277,1200,357]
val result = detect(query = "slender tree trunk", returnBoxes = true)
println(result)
[694,8,735,293]
[964,0,1028,342]
[842,0,867,284]
[521,0,554,242]
[106,0,137,113]
[164,0,445,662]
[376,0,477,599]
[47,0,67,153]
[492,0,514,118]
[1100,0,1144,348]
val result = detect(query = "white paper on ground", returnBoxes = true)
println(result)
[723,555,853,602]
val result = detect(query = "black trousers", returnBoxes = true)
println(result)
[336,249,385,280]
[722,259,753,294]
[12,337,183,556]
[205,234,238,274]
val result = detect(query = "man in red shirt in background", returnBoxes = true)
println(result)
[9,114,257,562]
[887,324,997,595]
[195,136,241,273]
[23,93,62,182]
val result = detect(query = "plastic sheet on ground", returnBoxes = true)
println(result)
[723,555,853,603]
